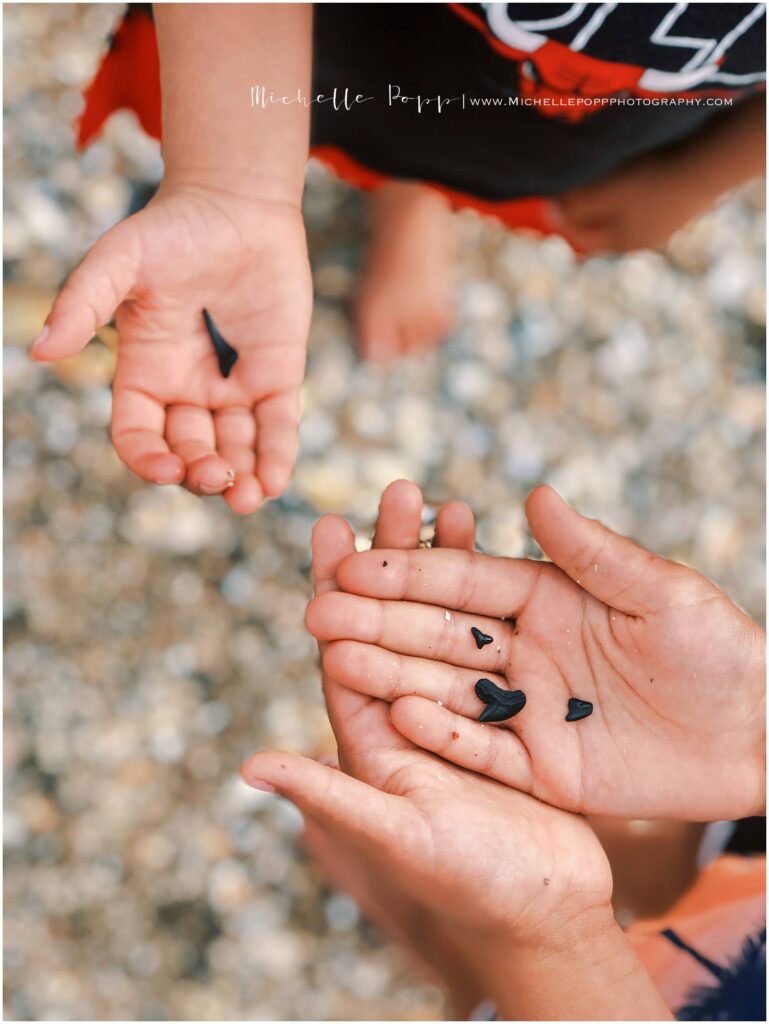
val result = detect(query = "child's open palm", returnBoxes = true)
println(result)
[32,187,312,513]
[307,486,765,820]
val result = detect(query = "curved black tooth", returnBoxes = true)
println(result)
[471,626,494,649]
[566,697,593,722]
[474,678,498,702]
[203,309,239,379]
[498,689,526,708]
[475,679,526,723]
[478,697,526,723]
[479,703,514,723]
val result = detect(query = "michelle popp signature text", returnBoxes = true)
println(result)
[250,85,458,113]
[250,86,373,110]
[250,84,728,114]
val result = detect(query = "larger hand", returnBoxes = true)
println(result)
[307,485,765,820]
[243,490,673,1021]
[32,186,312,513]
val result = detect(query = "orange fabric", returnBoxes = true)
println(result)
[77,9,161,146]
[628,855,765,1012]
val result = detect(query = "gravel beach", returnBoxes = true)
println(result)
[4,5,765,1021]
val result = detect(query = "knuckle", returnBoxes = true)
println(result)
[392,656,418,699]
[478,733,500,776]
[450,665,471,712]
[325,639,356,678]
[452,551,476,611]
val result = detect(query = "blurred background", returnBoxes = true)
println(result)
[4,4,766,1021]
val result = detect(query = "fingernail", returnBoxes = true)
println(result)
[226,467,236,482]
[247,779,276,793]
[200,482,224,495]
[30,325,50,353]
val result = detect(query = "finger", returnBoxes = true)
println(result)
[214,406,257,488]
[434,501,475,551]
[255,389,300,498]
[390,695,533,794]
[325,637,574,754]
[166,405,234,495]
[324,640,510,716]
[215,406,260,508]
[241,751,405,834]
[306,591,512,672]
[223,474,264,515]
[312,515,357,596]
[311,514,431,782]
[310,514,378,759]
[525,486,701,616]
[111,387,185,484]
[372,479,424,549]
[31,225,137,361]
[336,548,540,618]
[213,429,263,514]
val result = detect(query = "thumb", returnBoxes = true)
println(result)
[241,751,402,836]
[31,222,139,362]
[525,485,689,615]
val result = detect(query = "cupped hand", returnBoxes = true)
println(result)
[244,484,612,949]
[307,485,765,821]
[32,186,312,513]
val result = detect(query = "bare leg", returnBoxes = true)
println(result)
[356,182,457,363]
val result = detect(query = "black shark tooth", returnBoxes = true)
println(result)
[471,626,494,649]
[474,678,526,724]
[565,697,593,722]
[203,308,239,378]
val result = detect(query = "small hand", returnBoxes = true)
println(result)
[31,186,312,513]
[307,485,765,821]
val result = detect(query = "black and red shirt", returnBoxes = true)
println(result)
[80,4,766,230]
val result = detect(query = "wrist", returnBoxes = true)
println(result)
[154,4,312,210]
[159,166,305,211]
[468,905,672,1021]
